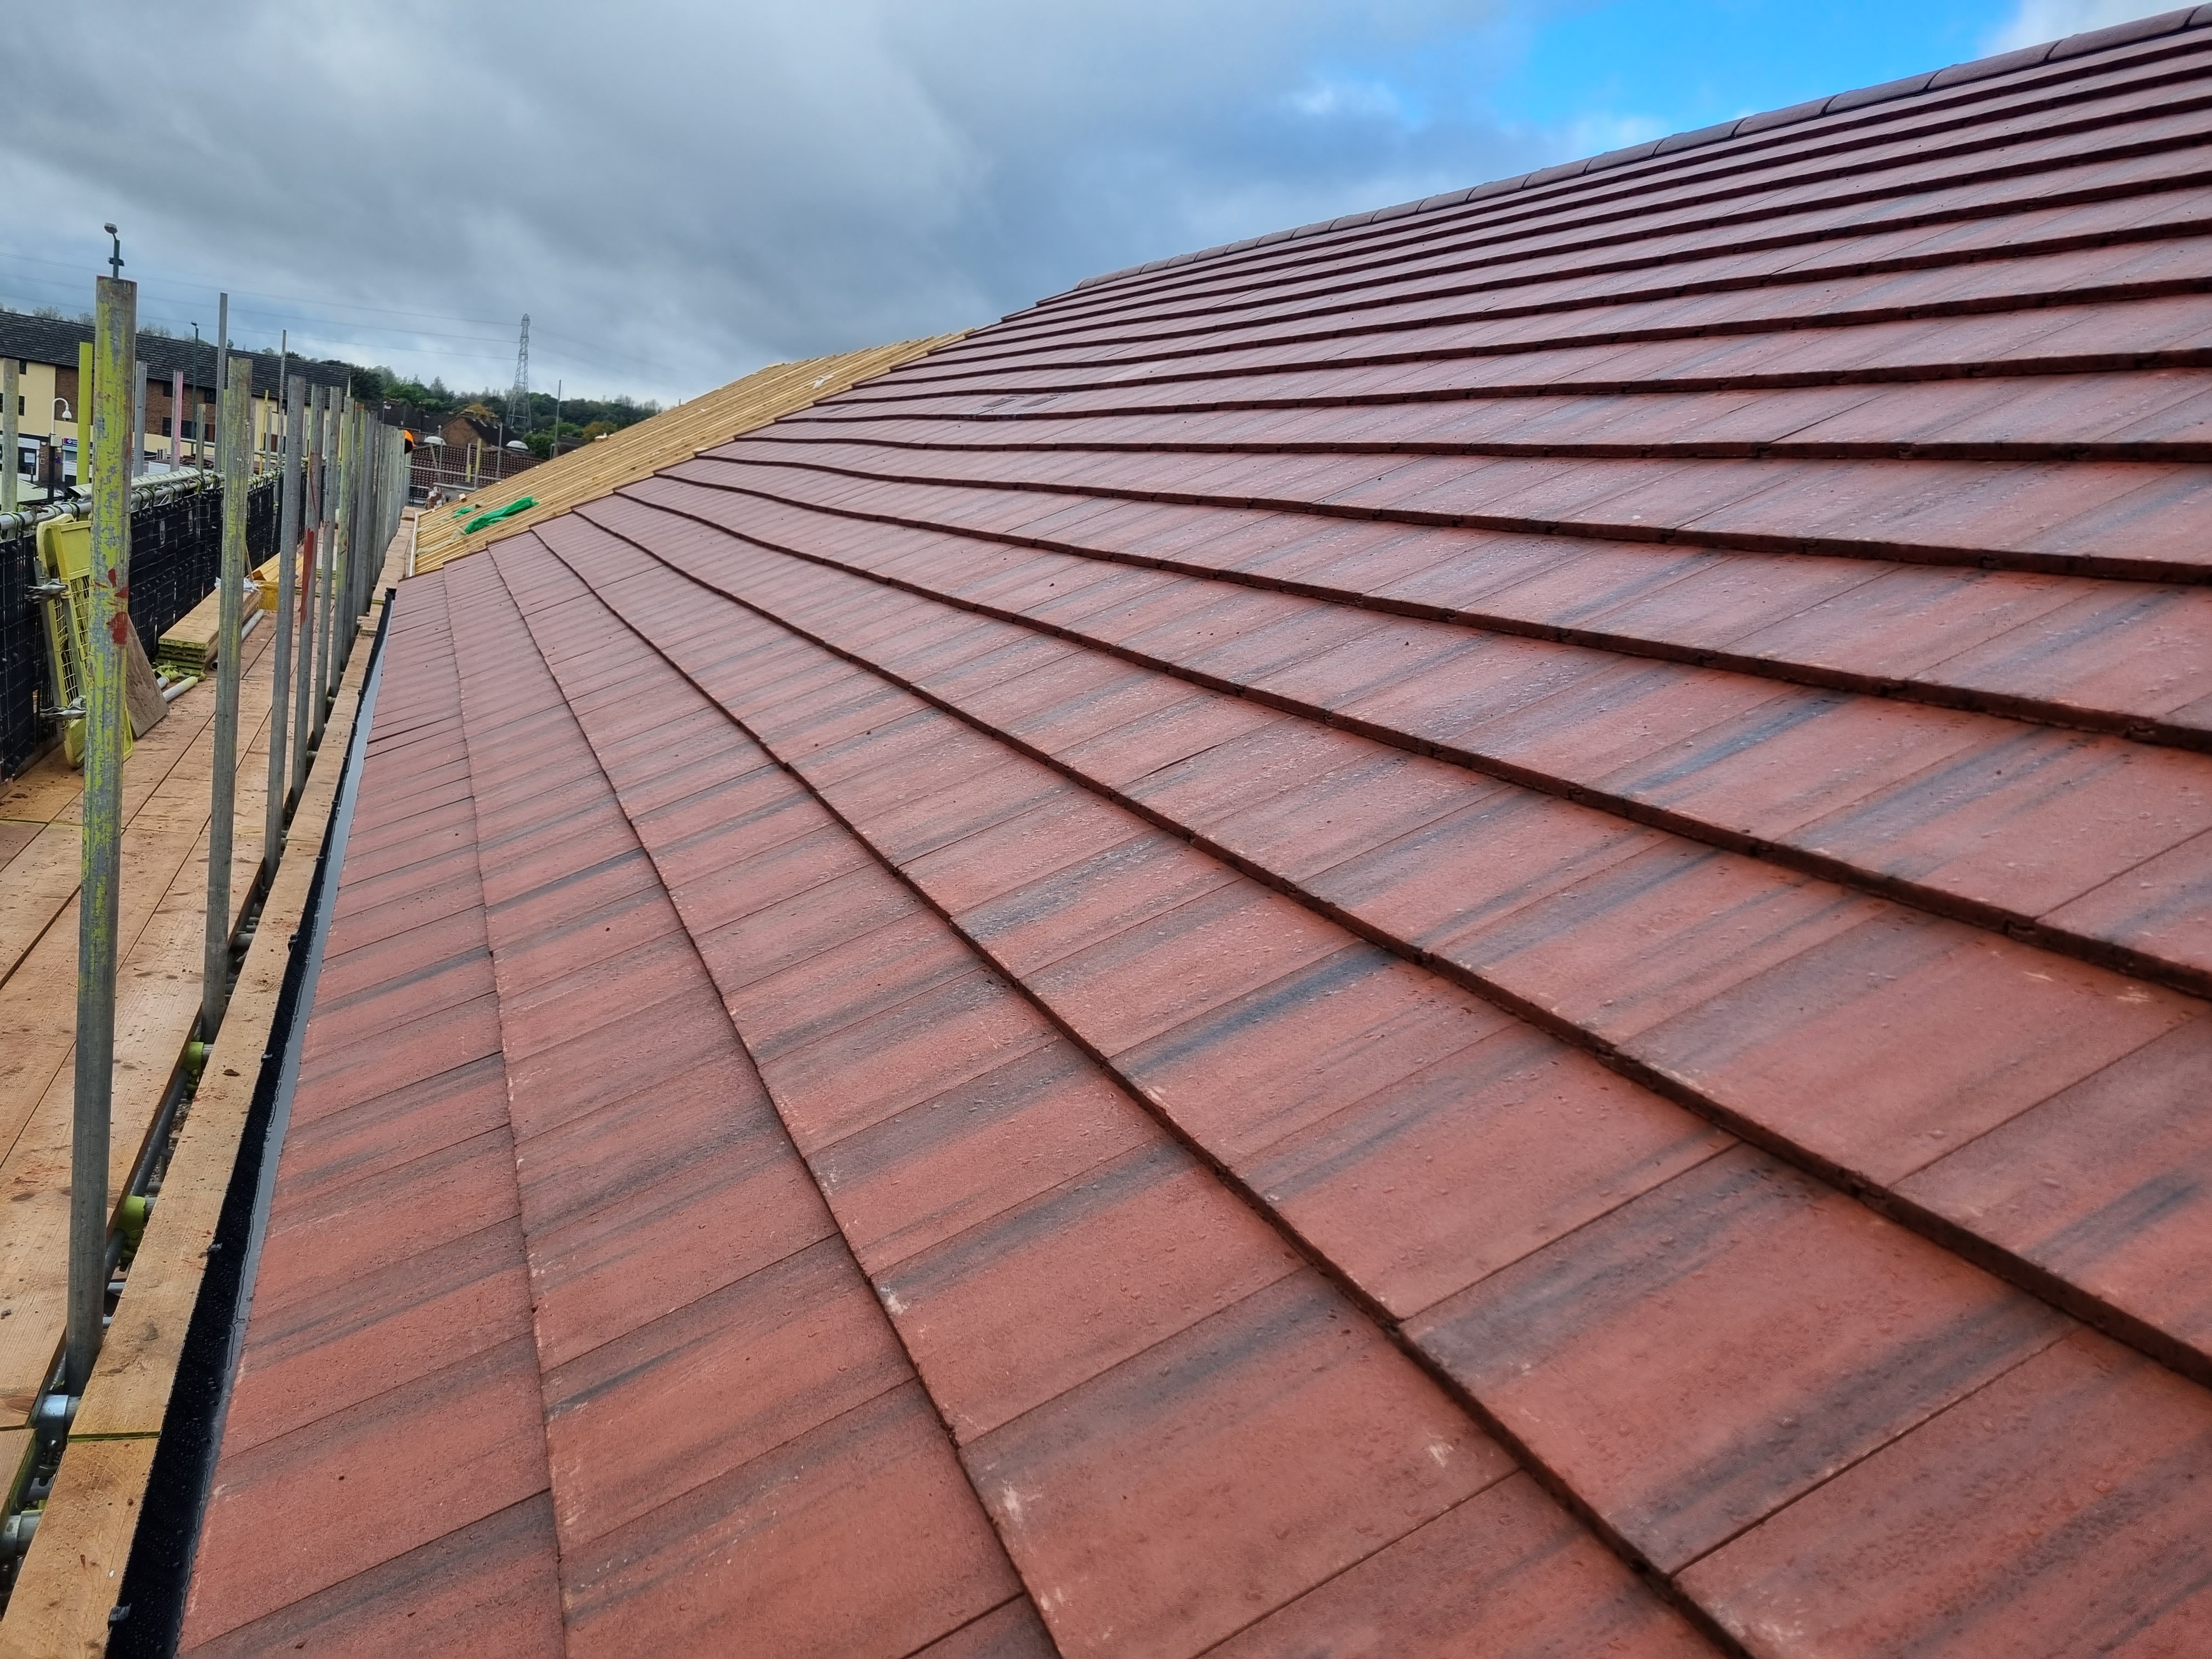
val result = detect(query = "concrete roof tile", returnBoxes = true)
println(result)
[184,25,2212,1654]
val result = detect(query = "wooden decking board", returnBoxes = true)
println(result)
[0,830,82,999]
[58,627,276,831]
[0,1441,156,1659]
[0,730,277,1424]
[0,643,281,1164]
[0,825,38,878]
[1,834,206,1171]
[0,625,279,1007]
[0,816,268,1423]
[0,624,259,830]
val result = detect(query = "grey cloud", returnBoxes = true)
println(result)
[2,1,1554,401]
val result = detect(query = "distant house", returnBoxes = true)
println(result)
[0,309,349,492]
[438,409,500,452]
[414,407,538,495]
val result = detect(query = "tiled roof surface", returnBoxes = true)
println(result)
[186,17,2212,1658]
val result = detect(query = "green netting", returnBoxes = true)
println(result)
[461,496,538,535]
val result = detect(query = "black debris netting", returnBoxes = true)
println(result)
[0,523,43,778]
[0,476,278,778]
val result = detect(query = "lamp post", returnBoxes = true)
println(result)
[52,399,72,494]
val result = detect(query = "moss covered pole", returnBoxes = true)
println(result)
[67,275,134,1395]
[201,357,249,1037]
[291,385,318,800]
[264,374,304,877]
[313,392,337,738]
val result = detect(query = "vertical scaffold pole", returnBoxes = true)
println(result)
[347,399,363,652]
[212,294,228,475]
[69,275,134,1396]
[131,360,147,478]
[314,393,337,732]
[2,357,16,513]
[78,343,92,488]
[265,375,303,874]
[363,418,376,613]
[295,387,321,786]
[336,403,353,652]
[365,422,379,592]
[306,390,323,742]
[387,432,397,572]
[369,426,381,602]
[388,432,400,573]
[301,388,320,744]
[359,414,377,615]
[330,397,351,684]
[325,399,334,666]
[353,420,368,624]
[202,357,249,1037]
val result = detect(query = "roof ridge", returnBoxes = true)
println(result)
[1058,4,2212,298]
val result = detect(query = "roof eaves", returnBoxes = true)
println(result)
[1060,4,2212,297]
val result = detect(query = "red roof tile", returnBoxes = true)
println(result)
[185,15,2212,1655]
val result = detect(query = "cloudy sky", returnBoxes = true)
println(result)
[0,0,2158,405]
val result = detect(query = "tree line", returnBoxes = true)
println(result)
[342,366,660,458]
[12,308,663,461]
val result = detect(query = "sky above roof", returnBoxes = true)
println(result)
[0,0,2154,405]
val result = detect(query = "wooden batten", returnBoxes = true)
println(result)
[410,333,961,574]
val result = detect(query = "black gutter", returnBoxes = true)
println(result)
[108,589,398,1659]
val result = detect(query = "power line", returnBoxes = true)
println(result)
[3,293,683,392]
[0,297,620,385]
[0,266,525,346]
[0,245,516,328]
[0,259,696,389]
[0,246,691,376]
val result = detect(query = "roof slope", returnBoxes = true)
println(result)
[187,15,2212,1657]
[409,335,962,573]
